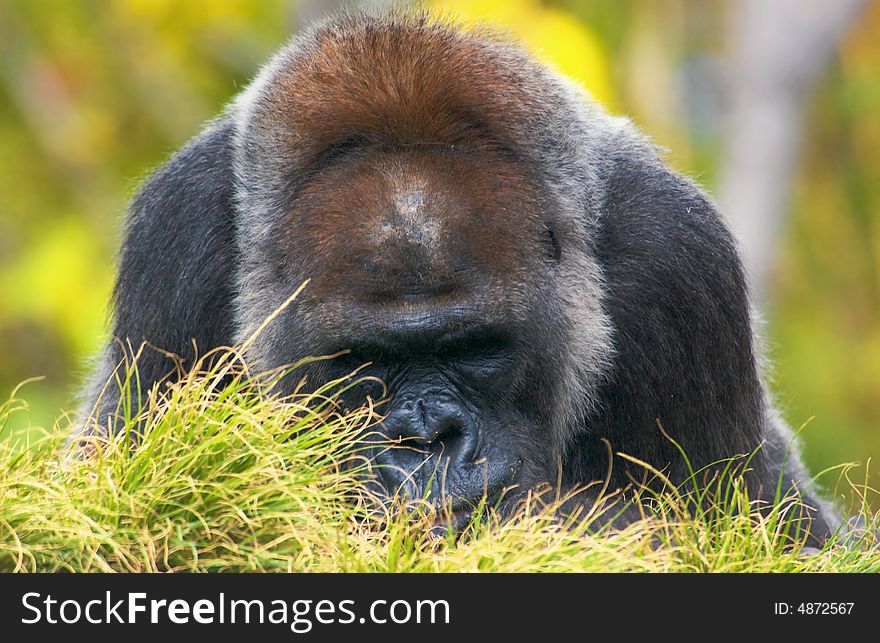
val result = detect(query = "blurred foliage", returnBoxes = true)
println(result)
[432,0,614,106]
[0,0,295,434]
[772,4,880,481]
[0,0,877,505]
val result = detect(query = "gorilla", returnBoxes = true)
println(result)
[78,13,839,542]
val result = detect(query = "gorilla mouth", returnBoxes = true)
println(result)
[423,484,513,536]
[429,508,475,535]
[373,445,522,516]
[380,456,522,535]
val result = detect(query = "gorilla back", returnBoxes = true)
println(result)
[78,14,839,541]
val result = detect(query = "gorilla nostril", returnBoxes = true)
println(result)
[389,399,469,450]
[430,416,462,447]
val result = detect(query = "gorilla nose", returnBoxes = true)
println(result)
[374,394,518,509]
[384,397,475,456]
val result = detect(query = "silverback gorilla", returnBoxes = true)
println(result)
[78,13,839,541]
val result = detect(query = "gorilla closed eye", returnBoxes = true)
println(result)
[310,134,368,172]
[289,134,370,197]
[339,326,513,366]
[428,326,513,361]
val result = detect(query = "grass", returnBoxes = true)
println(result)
[1,346,878,573]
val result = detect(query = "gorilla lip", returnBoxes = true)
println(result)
[429,509,473,534]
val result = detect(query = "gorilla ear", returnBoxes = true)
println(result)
[81,120,239,433]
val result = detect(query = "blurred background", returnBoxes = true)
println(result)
[0,0,878,506]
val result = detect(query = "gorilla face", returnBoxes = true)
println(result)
[259,144,570,511]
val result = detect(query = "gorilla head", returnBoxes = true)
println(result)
[79,14,839,540]
[229,18,615,510]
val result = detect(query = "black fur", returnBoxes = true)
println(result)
[82,123,238,426]
[581,154,766,486]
